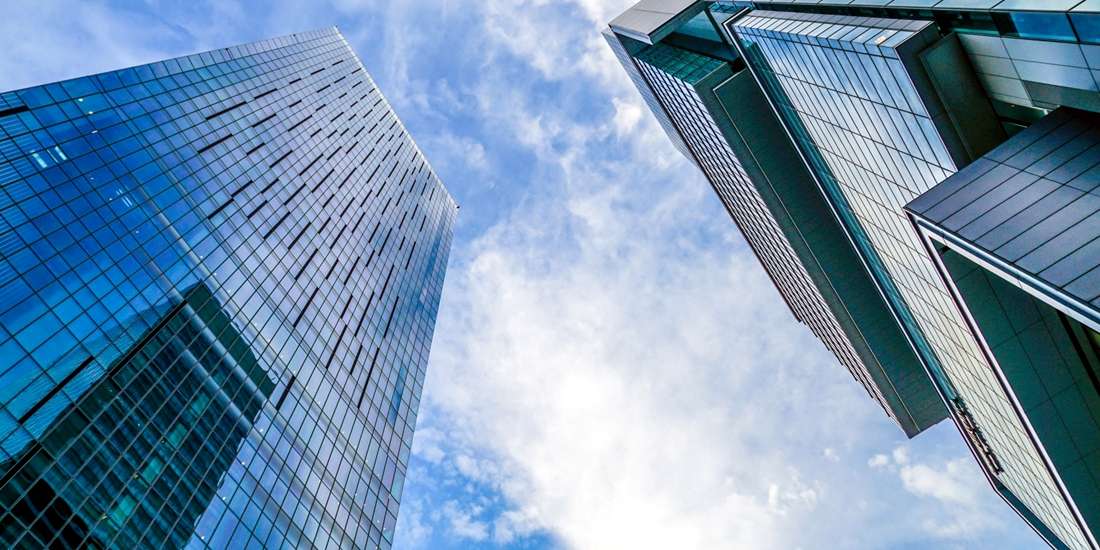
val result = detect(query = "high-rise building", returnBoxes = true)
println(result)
[0,27,456,549]
[605,5,949,440]
[607,1,1100,548]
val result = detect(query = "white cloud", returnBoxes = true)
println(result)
[493,506,543,545]
[443,500,491,541]
[425,131,490,176]
[866,445,1005,540]
[411,427,447,465]
[610,97,644,137]
[421,101,813,548]
[900,458,980,507]
[766,470,824,516]
[894,446,911,466]
[394,496,435,548]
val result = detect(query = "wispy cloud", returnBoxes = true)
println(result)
[870,444,1006,540]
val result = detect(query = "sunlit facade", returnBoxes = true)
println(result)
[0,27,455,549]
[607,1,1100,548]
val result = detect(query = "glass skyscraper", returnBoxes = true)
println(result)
[608,1,1100,548]
[0,26,456,549]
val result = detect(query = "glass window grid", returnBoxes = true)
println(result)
[0,27,455,550]
[731,1,1100,46]
[634,48,893,413]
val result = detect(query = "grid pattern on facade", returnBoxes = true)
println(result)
[937,246,1100,538]
[955,33,1100,113]
[732,11,1089,548]
[632,44,894,418]
[0,27,455,549]
[720,0,1100,51]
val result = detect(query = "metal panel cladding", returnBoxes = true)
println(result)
[731,10,1090,549]
[627,42,896,422]
[0,27,456,550]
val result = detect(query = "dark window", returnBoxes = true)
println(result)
[204,101,246,120]
[288,221,311,249]
[252,88,278,100]
[295,249,320,280]
[252,112,277,127]
[934,10,997,35]
[196,133,232,154]
[263,211,291,239]
[287,114,312,132]
[992,11,1077,42]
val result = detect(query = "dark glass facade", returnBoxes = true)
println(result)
[0,27,456,549]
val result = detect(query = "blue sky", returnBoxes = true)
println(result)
[1,0,1046,548]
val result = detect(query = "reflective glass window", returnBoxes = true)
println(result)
[993,11,1078,42]
[1070,13,1100,44]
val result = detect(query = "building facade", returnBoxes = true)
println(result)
[0,27,456,549]
[605,5,949,440]
[607,1,1100,548]
[908,106,1100,549]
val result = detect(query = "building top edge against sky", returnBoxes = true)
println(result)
[737,0,1097,14]
[0,26,453,210]
[609,0,952,436]
[2,26,337,100]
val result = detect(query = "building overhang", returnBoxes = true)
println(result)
[905,107,1100,334]
[608,0,708,45]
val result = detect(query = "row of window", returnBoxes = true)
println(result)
[0,27,454,550]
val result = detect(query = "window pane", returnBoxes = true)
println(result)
[1071,13,1100,44]
[994,11,1078,42]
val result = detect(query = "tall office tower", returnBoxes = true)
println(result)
[0,27,456,550]
[608,1,1100,548]
[605,4,949,439]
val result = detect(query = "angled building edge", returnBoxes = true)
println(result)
[908,106,1100,549]
[604,7,946,437]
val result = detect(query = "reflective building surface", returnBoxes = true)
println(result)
[909,106,1100,549]
[605,2,949,439]
[0,27,456,549]
[607,1,1100,548]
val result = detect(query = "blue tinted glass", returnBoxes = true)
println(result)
[994,11,1078,42]
[935,10,999,35]
[0,28,455,550]
[1071,13,1100,44]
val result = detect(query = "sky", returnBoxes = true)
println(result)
[0,0,1047,548]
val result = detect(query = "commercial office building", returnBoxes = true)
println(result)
[0,27,455,548]
[607,1,1100,548]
